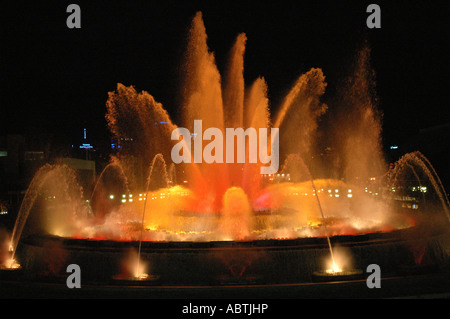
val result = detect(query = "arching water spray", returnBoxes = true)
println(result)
[136,154,169,279]
[389,151,449,222]
[280,154,338,271]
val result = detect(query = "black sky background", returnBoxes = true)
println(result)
[1,0,449,151]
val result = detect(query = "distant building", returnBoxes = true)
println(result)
[0,134,49,192]
[72,127,95,160]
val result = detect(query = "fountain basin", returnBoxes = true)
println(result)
[15,224,449,285]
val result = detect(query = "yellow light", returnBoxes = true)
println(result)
[109,195,114,199]
[328,262,342,274]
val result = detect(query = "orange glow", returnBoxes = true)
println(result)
[1,258,21,270]
[325,261,343,274]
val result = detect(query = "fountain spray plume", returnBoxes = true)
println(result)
[328,45,386,183]
[105,83,177,192]
[241,77,271,199]
[223,33,247,188]
[180,12,230,211]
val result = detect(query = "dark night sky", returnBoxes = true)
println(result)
[1,0,449,149]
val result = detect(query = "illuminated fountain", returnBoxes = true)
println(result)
[2,12,449,285]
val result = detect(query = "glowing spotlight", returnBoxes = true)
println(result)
[326,261,342,274]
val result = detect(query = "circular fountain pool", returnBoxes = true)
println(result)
[15,217,449,285]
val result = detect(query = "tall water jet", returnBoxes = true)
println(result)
[181,12,229,211]
[245,77,271,130]
[223,33,247,129]
[329,45,386,182]
[241,77,272,199]
[182,12,224,132]
[223,33,247,188]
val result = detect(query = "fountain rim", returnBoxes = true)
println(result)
[18,225,445,253]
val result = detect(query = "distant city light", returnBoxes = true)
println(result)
[109,195,114,199]
[390,145,398,149]
[79,143,93,149]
